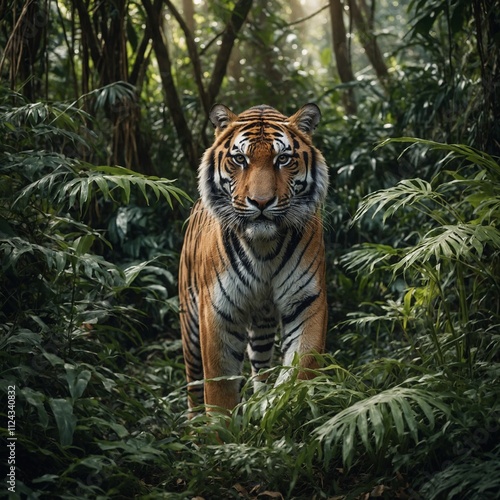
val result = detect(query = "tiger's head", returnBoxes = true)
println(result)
[199,103,329,240]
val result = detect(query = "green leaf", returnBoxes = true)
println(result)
[93,175,111,200]
[74,234,95,255]
[65,364,92,400]
[123,260,156,287]
[32,474,59,484]
[49,398,77,447]
[356,409,370,452]
[342,419,357,469]
[314,387,449,469]
[368,403,385,449]
[388,398,405,439]
[21,387,49,428]
[398,396,418,442]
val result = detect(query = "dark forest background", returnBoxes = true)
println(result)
[1,0,500,498]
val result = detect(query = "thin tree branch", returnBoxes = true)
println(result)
[130,24,153,87]
[329,0,357,114]
[350,0,389,84]
[73,0,102,70]
[287,3,330,27]
[164,0,209,114]
[142,0,198,170]
[207,0,253,105]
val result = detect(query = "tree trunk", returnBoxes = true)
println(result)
[0,0,46,100]
[182,0,195,34]
[207,0,253,105]
[350,0,389,88]
[472,0,500,155]
[165,0,209,114]
[329,0,357,114]
[142,0,199,171]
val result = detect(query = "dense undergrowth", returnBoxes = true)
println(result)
[1,77,500,499]
[1,2,500,496]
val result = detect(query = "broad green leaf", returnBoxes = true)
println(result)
[93,176,110,200]
[368,403,385,449]
[49,398,77,447]
[356,409,370,452]
[74,234,95,255]
[388,398,405,438]
[32,474,59,484]
[398,396,418,442]
[65,363,92,400]
[342,420,357,469]
[21,387,49,428]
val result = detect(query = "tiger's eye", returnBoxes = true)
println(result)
[277,154,291,166]
[233,154,246,165]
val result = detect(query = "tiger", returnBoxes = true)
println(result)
[178,103,329,415]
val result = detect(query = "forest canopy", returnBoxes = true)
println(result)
[1,0,500,498]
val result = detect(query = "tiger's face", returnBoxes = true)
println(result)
[199,104,329,240]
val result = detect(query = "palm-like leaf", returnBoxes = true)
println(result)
[352,178,440,225]
[15,164,191,210]
[314,386,449,469]
[395,223,500,271]
[341,243,401,274]
[376,137,500,176]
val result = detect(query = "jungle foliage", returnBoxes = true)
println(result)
[1,0,500,498]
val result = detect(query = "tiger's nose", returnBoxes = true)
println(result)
[246,196,276,210]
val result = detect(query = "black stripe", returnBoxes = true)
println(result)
[187,329,200,350]
[213,266,244,315]
[264,122,287,132]
[184,345,202,371]
[207,151,220,201]
[249,331,276,341]
[278,257,322,307]
[229,231,261,283]
[185,359,203,377]
[221,232,251,288]
[205,271,237,324]
[272,229,302,278]
[303,151,309,170]
[276,240,320,300]
[216,241,249,302]
[211,299,236,323]
[281,292,320,325]
[185,311,198,336]
[281,319,306,353]
[228,345,245,363]
[251,358,272,369]
[250,324,276,333]
[228,329,247,343]
[248,340,274,353]
[310,148,317,182]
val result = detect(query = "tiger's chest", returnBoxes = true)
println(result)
[206,228,320,325]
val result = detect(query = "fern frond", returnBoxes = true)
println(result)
[0,237,67,274]
[341,243,401,274]
[14,164,191,211]
[376,137,500,176]
[352,178,440,225]
[314,386,449,469]
[395,223,500,271]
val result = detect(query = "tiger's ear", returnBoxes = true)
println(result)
[209,104,238,134]
[289,103,321,135]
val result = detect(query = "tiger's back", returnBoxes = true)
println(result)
[179,103,329,414]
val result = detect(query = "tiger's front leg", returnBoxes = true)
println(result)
[198,296,247,413]
[246,304,279,392]
[277,260,328,384]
